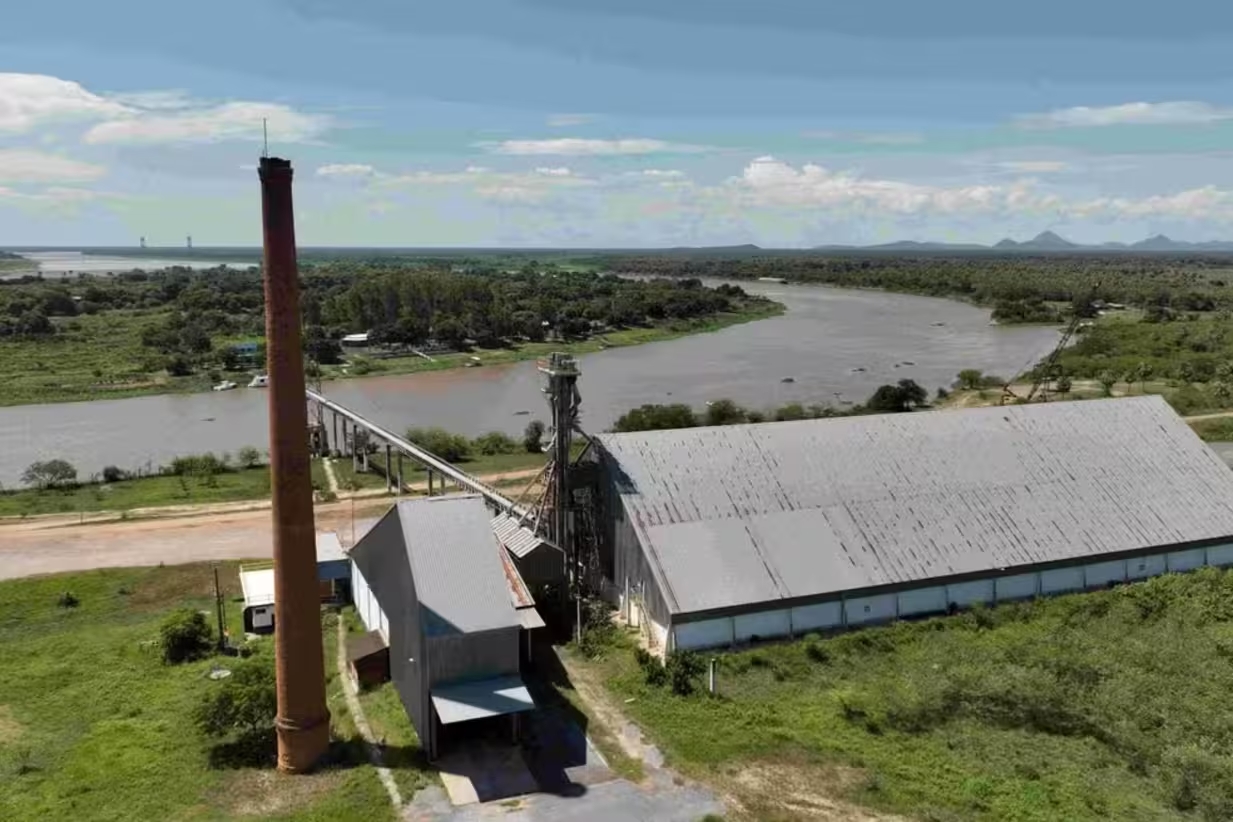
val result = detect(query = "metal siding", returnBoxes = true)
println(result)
[597,396,1233,616]
[845,593,897,625]
[947,579,995,607]
[898,585,948,616]
[427,628,521,688]
[996,573,1038,601]
[1168,548,1206,573]
[1041,566,1084,594]
[1128,554,1167,580]
[674,619,734,650]
[1084,560,1126,588]
[1208,544,1233,566]
[734,610,791,643]
[791,601,843,632]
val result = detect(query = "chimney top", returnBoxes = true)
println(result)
[259,157,293,177]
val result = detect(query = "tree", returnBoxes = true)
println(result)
[1098,370,1117,397]
[704,398,747,426]
[237,446,262,469]
[864,379,928,414]
[21,459,77,489]
[774,402,807,421]
[1133,362,1154,394]
[193,656,277,737]
[956,369,985,390]
[613,404,698,432]
[523,420,546,453]
[473,431,517,455]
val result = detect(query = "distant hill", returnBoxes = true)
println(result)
[816,232,1233,253]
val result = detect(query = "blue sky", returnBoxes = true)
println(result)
[4,0,1233,246]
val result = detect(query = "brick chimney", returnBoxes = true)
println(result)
[258,156,330,773]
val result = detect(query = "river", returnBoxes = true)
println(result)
[0,280,1060,486]
[3,252,255,279]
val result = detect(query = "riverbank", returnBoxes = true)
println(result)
[0,301,782,408]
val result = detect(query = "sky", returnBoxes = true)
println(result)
[5,1,1233,247]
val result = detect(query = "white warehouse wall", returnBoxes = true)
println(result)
[669,542,1233,651]
[350,561,390,641]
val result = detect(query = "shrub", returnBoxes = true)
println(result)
[236,445,262,469]
[635,647,668,687]
[101,465,126,483]
[665,650,706,696]
[405,427,471,462]
[169,453,225,477]
[193,656,277,738]
[160,608,213,664]
[473,431,518,456]
[523,420,546,453]
[56,591,79,609]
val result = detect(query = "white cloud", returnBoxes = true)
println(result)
[1018,101,1233,129]
[105,90,193,110]
[629,169,686,178]
[993,160,1070,173]
[376,163,596,203]
[84,101,332,145]
[0,73,131,133]
[484,138,708,156]
[0,186,101,206]
[316,163,376,178]
[0,149,106,183]
[534,167,573,176]
[546,113,592,127]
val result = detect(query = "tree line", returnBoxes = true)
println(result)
[585,252,1233,320]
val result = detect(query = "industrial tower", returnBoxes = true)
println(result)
[538,352,585,634]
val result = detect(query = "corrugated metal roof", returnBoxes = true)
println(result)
[316,531,345,563]
[239,566,275,608]
[491,512,545,558]
[431,675,535,724]
[597,396,1233,615]
[357,496,522,636]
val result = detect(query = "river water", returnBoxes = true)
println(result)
[0,281,1059,486]
[4,252,255,279]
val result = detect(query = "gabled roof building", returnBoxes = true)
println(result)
[592,396,1233,651]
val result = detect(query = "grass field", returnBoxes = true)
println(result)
[0,467,274,517]
[0,564,417,822]
[579,569,1233,822]
[0,302,782,408]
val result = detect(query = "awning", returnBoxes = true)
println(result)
[516,607,546,631]
[431,675,536,725]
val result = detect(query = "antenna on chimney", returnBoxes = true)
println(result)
[262,118,269,159]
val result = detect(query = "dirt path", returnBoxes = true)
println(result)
[0,499,393,581]
[1184,410,1233,422]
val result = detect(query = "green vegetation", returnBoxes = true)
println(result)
[0,564,409,821]
[578,568,1233,822]
[0,461,272,517]
[0,261,779,406]
[592,251,1233,318]
[611,383,928,432]
[1189,417,1233,442]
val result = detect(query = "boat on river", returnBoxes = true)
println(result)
[212,381,237,392]
[248,374,269,388]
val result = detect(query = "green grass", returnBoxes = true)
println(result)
[0,467,274,517]
[370,449,549,482]
[1190,417,1233,441]
[0,564,404,822]
[338,609,434,798]
[579,569,1233,822]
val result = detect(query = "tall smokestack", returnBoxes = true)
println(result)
[259,157,330,773]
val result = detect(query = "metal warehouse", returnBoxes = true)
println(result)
[349,495,544,760]
[592,395,1233,652]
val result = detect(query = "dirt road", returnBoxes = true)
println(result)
[0,499,392,581]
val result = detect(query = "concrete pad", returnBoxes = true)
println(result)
[436,742,540,806]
